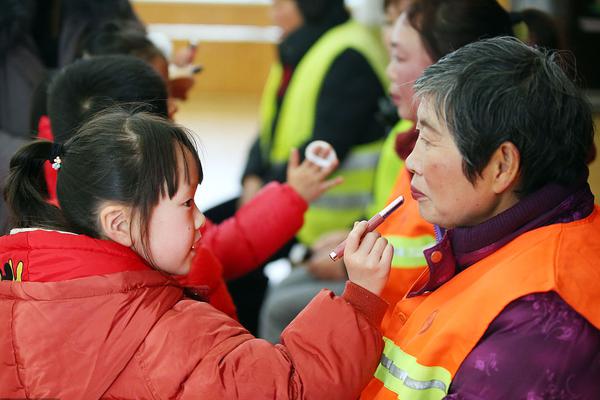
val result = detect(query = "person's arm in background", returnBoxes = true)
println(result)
[203,149,342,280]
[260,48,386,184]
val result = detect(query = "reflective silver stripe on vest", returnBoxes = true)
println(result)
[380,353,448,392]
[312,193,373,209]
[393,246,430,259]
[339,151,380,171]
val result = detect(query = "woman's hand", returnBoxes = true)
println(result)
[286,148,342,203]
[343,221,393,296]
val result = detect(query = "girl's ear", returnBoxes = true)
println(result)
[98,203,133,247]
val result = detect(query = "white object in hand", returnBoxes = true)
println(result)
[304,140,338,168]
[169,64,202,79]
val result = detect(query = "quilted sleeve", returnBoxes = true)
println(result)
[201,182,307,280]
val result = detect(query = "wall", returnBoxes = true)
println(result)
[133,1,276,94]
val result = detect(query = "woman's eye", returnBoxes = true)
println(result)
[183,199,194,207]
[416,131,431,147]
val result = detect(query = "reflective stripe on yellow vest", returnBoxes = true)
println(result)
[368,119,414,216]
[374,337,451,399]
[363,206,600,399]
[258,20,389,245]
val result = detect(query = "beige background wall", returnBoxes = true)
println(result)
[133,2,276,94]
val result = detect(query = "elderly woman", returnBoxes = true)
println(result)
[362,36,600,399]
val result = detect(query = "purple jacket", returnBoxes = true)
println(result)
[410,182,600,399]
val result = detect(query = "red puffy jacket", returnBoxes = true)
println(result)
[0,230,387,399]
[38,116,308,319]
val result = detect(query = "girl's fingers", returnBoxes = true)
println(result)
[381,243,394,266]
[357,231,381,255]
[372,236,389,256]
[345,221,368,255]
[367,237,389,264]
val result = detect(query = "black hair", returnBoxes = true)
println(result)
[404,0,560,63]
[293,0,348,25]
[82,20,165,64]
[4,110,203,264]
[414,36,594,196]
[47,55,168,144]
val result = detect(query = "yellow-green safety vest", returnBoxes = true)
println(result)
[259,20,389,245]
[367,119,414,216]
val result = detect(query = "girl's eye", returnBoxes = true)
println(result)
[183,199,194,208]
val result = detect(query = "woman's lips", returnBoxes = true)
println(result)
[410,185,426,200]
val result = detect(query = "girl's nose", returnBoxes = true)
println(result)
[194,206,205,230]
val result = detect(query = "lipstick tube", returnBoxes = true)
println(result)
[329,194,404,261]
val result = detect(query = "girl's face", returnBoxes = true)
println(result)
[406,98,504,228]
[271,0,303,38]
[135,148,205,275]
[387,13,433,121]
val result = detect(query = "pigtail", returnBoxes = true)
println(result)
[3,140,67,230]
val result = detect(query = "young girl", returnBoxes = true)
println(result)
[41,54,342,322]
[0,109,393,399]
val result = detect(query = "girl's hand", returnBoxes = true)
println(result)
[343,221,393,296]
[286,148,343,203]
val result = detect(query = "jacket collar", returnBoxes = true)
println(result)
[0,229,150,283]
[409,181,595,296]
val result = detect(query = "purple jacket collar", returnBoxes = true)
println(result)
[409,182,595,297]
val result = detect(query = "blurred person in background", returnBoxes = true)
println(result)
[0,0,141,234]
[259,0,414,343]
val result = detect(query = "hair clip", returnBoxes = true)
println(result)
[51,156,62,170]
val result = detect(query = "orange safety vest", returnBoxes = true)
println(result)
[362,206,600,400]
[376,167,436,328]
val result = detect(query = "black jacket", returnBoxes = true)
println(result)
[243,9,387,183]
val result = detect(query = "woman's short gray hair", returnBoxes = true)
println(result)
[414,36,594,196]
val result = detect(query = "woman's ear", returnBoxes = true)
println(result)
[490,141,521,194]
[98,203,133,247]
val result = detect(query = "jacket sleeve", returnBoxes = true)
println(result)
[200,182,308,280]
[136,282,387,399]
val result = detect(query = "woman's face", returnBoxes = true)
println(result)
[382,0,410,54]
[405,98,506,229]
[271,0,304,38]
[386,13,433,121]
